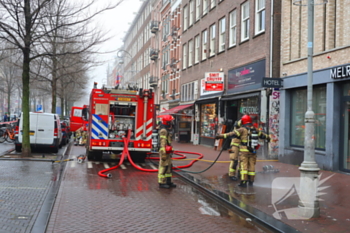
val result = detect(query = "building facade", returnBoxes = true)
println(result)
[279,0,350,172]
[180,0,281,157]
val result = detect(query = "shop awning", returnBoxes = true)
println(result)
[159,104,193,115]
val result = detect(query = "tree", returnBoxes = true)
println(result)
[0,0,124,157]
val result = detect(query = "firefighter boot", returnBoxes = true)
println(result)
[167,177,177,188]
[238,180,248,188]
[159,183,170,189]
[229,176,238,181]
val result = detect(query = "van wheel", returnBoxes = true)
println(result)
[15,145,21,152]
[52,145,59,153]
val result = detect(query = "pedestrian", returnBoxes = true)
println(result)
[216,114,270,187]
[157,114,176,189]
[3,113,7,122]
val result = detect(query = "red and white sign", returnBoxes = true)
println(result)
[204,72,224,91]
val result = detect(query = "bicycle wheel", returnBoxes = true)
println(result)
[0,130,5,143]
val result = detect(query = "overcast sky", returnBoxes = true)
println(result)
[89,0,143,85]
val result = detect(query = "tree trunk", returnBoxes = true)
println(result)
[21,0,32,157]
[21,50,31,157]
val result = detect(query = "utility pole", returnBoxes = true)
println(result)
[293,0,326,218]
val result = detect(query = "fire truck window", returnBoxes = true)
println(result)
[95,104,109,115]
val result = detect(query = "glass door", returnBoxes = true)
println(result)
[341,98,350,172]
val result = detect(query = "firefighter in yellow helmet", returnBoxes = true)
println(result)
[216,115,270,187]
[227,120,241,181]
[157,114,176,189]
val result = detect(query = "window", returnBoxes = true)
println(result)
[229,10,237,47]
[194,35,200,63]
[219,17,226,52]
[183,43,187,69]
[290,86,326,149]
[181,81,196,101]
[202,30,207,60]
[183,5,188,31]
[189,0,194,26]
[161,74,169,94]
[210,0,216,9]
[188,40,193,66]
[203,0,208,15]
[195,0,201,21]
[255,0,265,34]
[241,1,250,41]
[210,24,216,56]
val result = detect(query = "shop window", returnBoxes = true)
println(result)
[200,103,217,138]
[290,86,326,149]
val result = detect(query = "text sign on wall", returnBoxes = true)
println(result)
[330,64,350,79]
[262,77,284,88]
[204,72,224,91]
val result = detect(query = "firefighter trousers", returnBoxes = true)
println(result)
[229,146,239,177]
[239,152,257,182]
[158,156,172,184]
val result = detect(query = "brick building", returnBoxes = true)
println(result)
[180,0,281,152]
[279,1,350,172]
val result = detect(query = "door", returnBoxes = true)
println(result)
[341,97,350,172]
[34,114,54,145]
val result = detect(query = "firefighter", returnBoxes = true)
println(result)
[157,114,176,189]
[216,115,270,187]
[228,120,241,181]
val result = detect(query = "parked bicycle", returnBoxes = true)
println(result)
[0,125,15,143]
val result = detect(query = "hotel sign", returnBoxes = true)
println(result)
[330,65,350,79]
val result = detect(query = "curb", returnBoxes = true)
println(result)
[175,171,300,233]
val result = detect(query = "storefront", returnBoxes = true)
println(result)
[195,74,224,146]
[159,104,194,143]
[221,59,269,156]
[279,63,350,172]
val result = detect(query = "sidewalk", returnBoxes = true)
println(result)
[171,141,350,233]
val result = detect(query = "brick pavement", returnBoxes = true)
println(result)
[171,141,350,233]
[47,146,270,233]
[0,160,60,233]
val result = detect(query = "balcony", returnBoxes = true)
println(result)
[150,49,159,60]
[150,21,159,33]
[149,76,158,88]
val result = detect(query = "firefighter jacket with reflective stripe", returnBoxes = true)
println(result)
[159,128,172,166]
[223,124,269,153]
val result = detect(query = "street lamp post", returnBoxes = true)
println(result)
[293,0,327,218]
[117,49,138,87]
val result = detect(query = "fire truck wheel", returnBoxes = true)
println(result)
[94,151,103,161]
[129,152,147,163]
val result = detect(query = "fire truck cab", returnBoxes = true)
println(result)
[83,83,155,162]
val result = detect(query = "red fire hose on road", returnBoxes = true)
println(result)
[98,129,204,177]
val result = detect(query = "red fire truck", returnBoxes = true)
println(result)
[70,105,89,132]
[82,83,155,162]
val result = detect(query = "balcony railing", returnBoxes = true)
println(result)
[149,76,158,87]
[150,49,159,60]
[150,21,159,33]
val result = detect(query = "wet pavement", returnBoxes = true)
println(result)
[0,160,63,233]
[46,145,271,233]
[170,142,350,233]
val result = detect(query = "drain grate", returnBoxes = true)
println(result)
[14,215,32,220]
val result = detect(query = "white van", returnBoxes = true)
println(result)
[15,112,62,153]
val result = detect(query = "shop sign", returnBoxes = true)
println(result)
[228,59,265,94]
[330,64,350,79]
[200,78,223,96]
[204,72,224,91]
[262,77,283,88]
[240,106,259,115]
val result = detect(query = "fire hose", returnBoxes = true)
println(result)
[98,129,229,178]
